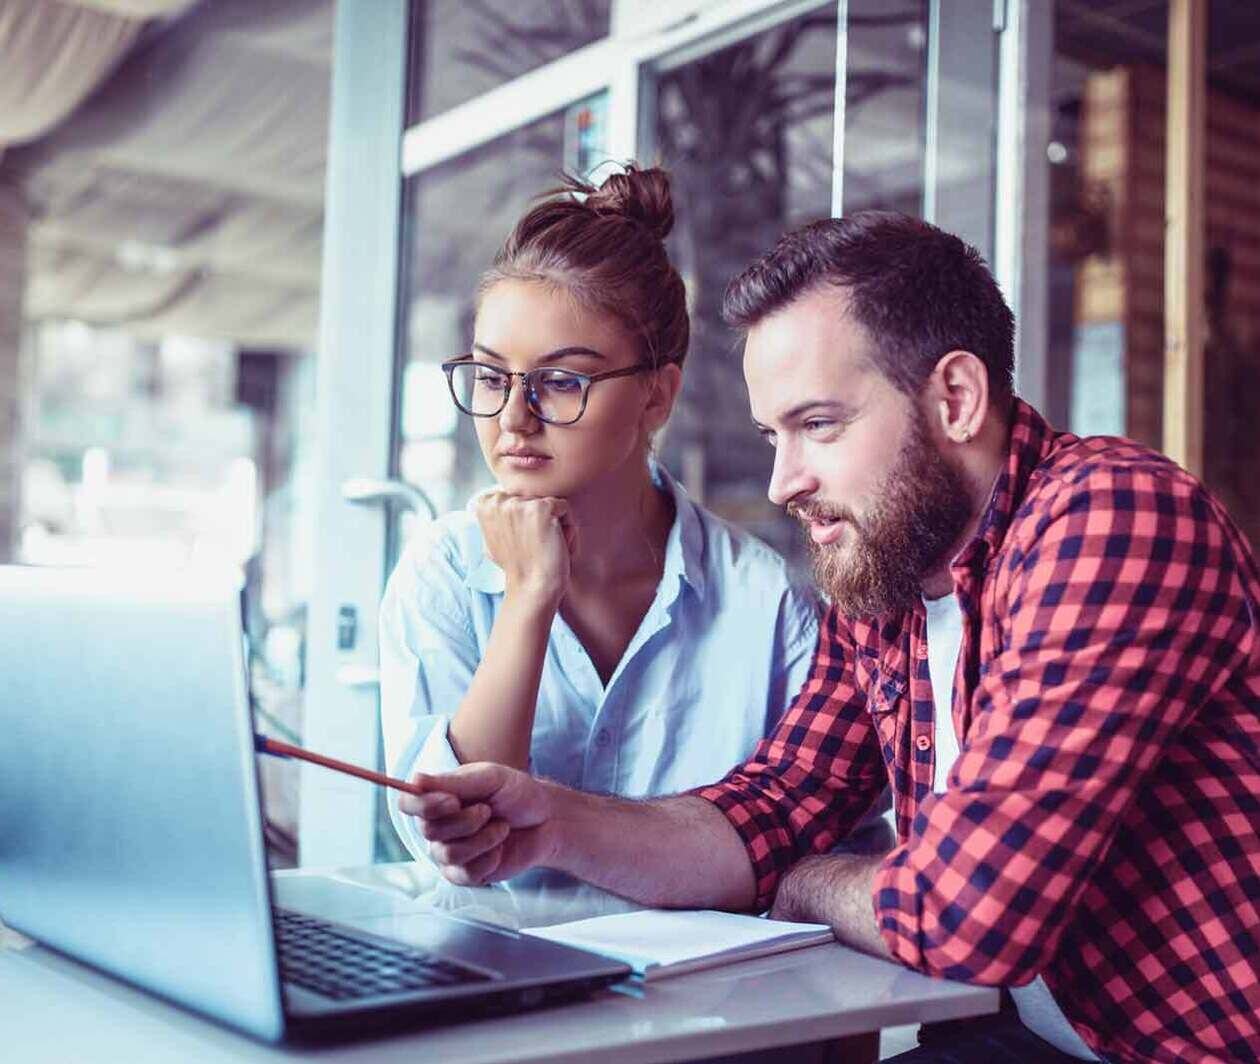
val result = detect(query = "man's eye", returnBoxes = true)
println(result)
[803,418,835,433]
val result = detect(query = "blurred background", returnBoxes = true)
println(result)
[0,0,1256,870]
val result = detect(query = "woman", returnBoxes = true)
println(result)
[379,166,832,868]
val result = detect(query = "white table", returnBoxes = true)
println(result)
[1,864,998,1063]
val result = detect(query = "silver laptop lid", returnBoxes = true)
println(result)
[0,565,286,1042]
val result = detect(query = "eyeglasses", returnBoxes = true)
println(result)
[440,358,656,426]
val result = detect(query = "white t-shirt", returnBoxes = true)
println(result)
[923,592,1100,1062]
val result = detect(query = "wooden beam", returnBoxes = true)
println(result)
[1163,0,1206,474]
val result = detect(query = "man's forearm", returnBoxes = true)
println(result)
[771,853,889,958]
[543,786,757,911]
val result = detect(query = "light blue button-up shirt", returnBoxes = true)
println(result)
[378,467,822,864]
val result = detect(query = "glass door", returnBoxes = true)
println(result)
[304,0,1007,866]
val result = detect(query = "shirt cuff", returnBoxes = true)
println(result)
[692,780,796,912]
[413,715,463,775]
[871,842,923,970]
[387,716,462,866]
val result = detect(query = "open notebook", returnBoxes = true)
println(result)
[522,909,834,981]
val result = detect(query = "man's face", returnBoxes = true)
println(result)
[743,286,972,615]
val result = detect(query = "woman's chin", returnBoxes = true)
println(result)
[495,468,564,495]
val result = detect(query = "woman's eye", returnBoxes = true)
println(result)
[542,376,581,394]
[476,372,508,390]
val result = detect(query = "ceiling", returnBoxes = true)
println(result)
[1056,0,1260,102]
[1,0,332,350]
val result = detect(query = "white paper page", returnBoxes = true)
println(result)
[523,909,832,971]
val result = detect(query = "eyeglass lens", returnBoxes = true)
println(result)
[447,362,586,424]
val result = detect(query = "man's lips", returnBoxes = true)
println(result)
[805,515,847,546]
[789,505,850,546]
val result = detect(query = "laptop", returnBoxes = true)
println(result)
[0,565,629,1043]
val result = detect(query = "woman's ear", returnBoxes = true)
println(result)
[642,362,683,434]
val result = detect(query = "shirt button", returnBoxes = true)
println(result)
[915,734,932,751]
[595,729,611,748]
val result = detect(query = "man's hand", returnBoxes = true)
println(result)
[400,768,758,911]
[399,763,556,885]
[769,853,890,959]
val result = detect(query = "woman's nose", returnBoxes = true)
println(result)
[498,378,539,432]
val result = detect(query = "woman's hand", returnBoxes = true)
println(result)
[475,492,577,608]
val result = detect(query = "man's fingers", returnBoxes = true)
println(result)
[437,841,506,887]
[398,789,459,817]
[417,762,509,803]
[461,845,505,884]
[439,847,499,888]
[430,818,511,869]
[420,802,493,843]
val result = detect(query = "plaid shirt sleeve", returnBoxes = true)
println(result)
[694,607,888,910]
[873,460,1258,985]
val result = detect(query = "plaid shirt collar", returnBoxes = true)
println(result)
[952,397,1061,582]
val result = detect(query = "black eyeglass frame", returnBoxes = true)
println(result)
[439,357,657,425]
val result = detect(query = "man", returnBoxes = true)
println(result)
[400,213,1260,1063]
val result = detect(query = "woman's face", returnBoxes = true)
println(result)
[466,279,675,499]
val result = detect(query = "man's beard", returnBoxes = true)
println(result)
[790,408,973,617]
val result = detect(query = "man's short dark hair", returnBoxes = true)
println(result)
[723,212,1015,406]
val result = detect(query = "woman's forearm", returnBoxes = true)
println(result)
[446,591,556,769]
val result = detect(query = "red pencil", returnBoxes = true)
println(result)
[254,733,426,798]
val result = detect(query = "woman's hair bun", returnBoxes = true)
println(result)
[579,164,675,241]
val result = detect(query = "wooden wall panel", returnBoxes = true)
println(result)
[1075,61,1260,548]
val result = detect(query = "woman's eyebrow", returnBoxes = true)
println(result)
[541,346,605,362]
[471,343,606,364]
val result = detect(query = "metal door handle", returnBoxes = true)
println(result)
[334,664,380,688]
[340,477,437,519]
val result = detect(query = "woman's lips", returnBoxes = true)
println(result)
[499,452,550,470]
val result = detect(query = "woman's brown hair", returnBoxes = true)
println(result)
[478,164,690,370]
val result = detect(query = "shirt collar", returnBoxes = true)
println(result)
[952,398,1063,578]
[463,461,707,598]
[657,461,707,599]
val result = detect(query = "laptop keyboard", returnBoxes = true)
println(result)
[274,908,492,1001]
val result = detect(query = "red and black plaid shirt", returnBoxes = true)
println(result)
[697,400,1260,1064]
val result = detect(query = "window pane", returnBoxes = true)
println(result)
[654,9,838,568]
[409,0,611,122]
[840,1,929,214]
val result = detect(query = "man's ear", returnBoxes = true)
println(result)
[643,362,683,433]
[930,350,989,444]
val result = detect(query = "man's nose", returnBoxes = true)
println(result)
[498,378,539,433]
[767,441,816,508]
